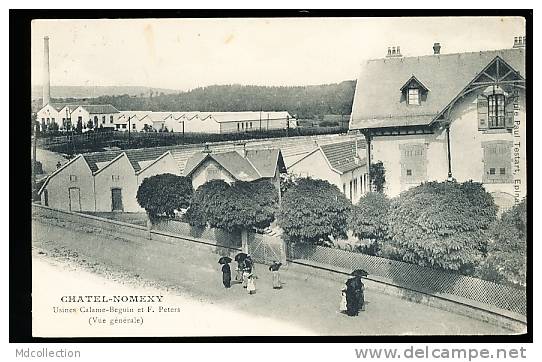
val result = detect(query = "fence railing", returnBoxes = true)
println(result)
[288,243,526,317]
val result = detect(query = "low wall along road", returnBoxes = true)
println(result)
[31,204,527,331]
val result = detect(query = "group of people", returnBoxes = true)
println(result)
[340,276,365,316]
[220,253,282,295]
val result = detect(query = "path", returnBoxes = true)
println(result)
[32,217,511,335]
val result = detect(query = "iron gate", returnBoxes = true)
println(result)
[248,233,285,265]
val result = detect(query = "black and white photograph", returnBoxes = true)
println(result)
[22,14,530,340]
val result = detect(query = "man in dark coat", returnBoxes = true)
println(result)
[222,263,231,288]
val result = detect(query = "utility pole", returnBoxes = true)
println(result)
[128,116,131,147]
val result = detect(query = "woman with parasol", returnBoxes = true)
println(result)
[234,252,248,284]
[218,256,233,288]
[268,261,282,289]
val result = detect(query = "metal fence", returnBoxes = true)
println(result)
[289,243,526,316]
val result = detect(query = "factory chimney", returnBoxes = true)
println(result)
[43,36,51,107]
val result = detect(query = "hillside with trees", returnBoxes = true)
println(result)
[37,81,356,119]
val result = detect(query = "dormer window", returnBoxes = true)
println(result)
[400,75,429,106]
[407,88,420,105]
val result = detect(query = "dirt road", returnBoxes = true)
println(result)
[32,217,511,336]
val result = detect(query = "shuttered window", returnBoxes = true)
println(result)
[482,141,512,184]
[400,143,427,186]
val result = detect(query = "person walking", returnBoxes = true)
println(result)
[339,288,347,313]
[357,280,366,311]
[221,263,231,288]
[247,273,257,295]
[345,278,360,316]
[242,255,254,288]
[269,261,282,289]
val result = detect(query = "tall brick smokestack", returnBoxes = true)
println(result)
[43,36,50,107]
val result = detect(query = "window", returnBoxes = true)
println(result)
[94,116,98,124]
[111,175,120,181]
[400,143,427,187]
[102,116,106,124]
[116,125,120,129]
[488,94,505,129]
[69,175,77,182]
[408,88,420,105]
[237,123,240,131]
[110,115,114,124]
[250,122,253,129]
[121,124,126,129]
[51,118,55,123]
[78,116,82,123]
[482,141,512,184]
[132,124,136,129]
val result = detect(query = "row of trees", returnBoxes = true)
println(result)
[83,81,356,120]
[135,173,526,287]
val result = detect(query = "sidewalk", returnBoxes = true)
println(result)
[32,218,511,335]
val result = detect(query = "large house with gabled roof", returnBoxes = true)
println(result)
[349,40,526,210]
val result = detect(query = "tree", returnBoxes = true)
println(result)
[387,180,498,272]
[279,177,352,245]
[136,173,193,219]
[185,179,279,252]
[87,119,94,130]
[482,197,527,286]
[370,161,386,193]
[350,192,391,255]
[76,119,83,134]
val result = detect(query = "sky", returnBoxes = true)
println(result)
[31,17,526,91]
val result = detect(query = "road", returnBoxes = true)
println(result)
[32,217,512,336]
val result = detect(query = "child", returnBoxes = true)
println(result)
[340,288,347,313]
[247,273,257,295]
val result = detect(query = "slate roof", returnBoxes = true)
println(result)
[349,48,526,130]
[82,147,173,173]
[319,141,366,173]
[80,104,120,114]
[245,149,286,177]
[183,151,261,181]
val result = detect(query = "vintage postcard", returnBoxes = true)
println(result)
[30,16,528,338]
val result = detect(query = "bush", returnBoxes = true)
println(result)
[350,192,391,255]
[136,173,193,218]
[32,160,44,175]
[185,179,278,233]
[370,161,386,193]
[481,197,527,286]
[279,177,352,244]
[184,179,231,228]
[387,180,498,272]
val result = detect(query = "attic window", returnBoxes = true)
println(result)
[407,89,420,105]
[401,76,429,106]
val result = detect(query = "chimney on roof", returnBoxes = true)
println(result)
[386,45,402,58]
[43,36,51,107]
[513,36,526,48]
[433,42,441,55]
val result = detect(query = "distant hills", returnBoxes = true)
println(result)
[31,85,178,100]
[32,81,357,119]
